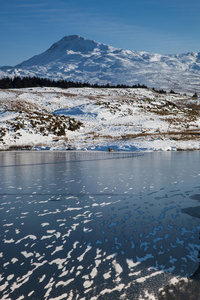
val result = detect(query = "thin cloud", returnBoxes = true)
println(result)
[16,3,45,8]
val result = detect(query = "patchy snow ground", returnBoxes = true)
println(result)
[0,87,200,151]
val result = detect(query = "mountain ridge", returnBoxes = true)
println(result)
[0,35,200,93]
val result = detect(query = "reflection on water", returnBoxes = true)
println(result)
[0,151,200,299]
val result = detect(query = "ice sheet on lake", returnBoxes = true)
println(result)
[1,151,200,299]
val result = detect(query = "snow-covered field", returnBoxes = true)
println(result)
[0,87,200,151]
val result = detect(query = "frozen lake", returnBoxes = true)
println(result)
[1,151,200,299]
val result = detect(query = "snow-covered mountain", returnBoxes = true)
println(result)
[0,35,200,93]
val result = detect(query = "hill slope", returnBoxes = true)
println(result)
[0,87,200,151]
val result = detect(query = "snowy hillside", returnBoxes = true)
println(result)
[0,87,200,151]
[0,35,200,94]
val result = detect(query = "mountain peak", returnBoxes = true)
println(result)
[61,35,83,40]
[57,35,85,44]
[48,35,99,53]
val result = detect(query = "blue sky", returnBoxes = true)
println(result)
[0,0,200,66]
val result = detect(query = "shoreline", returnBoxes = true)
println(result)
[0,146,200,152]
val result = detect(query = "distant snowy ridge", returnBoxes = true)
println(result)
[0,35,200,93]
